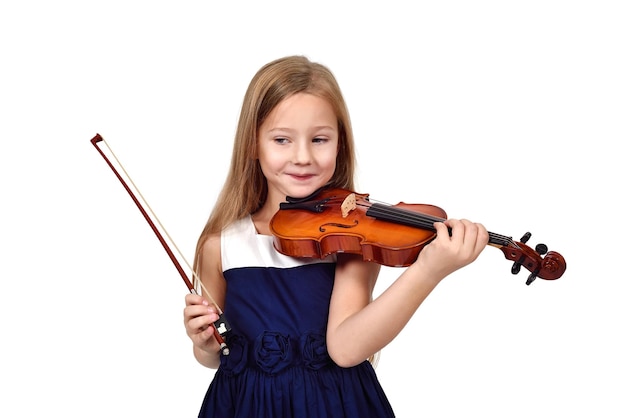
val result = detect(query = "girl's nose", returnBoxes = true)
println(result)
[293,141,312,164]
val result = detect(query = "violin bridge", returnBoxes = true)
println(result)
[341,193,357,218]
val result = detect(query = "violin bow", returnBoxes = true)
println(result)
[90,133,231,355]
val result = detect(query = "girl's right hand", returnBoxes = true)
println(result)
[183,293,221,353]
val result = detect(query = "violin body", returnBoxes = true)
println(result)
[271,188,446,267]
[270,187,566,284]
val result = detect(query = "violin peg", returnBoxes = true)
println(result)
[526,272,538,285]
[535,243,548,255]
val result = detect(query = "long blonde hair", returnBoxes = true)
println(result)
[193,56,357,265]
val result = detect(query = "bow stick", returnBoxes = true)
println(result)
[90,133,231,355]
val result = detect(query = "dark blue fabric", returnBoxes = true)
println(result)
[198,263,395,418]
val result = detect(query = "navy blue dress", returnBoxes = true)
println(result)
[198,216,395,418]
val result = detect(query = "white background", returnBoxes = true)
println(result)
[1,1,624,417]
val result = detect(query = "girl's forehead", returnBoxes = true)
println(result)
[263,94,336,125]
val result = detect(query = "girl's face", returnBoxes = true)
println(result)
[257,93,339,203]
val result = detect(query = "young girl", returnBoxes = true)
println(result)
[183,55,489,417]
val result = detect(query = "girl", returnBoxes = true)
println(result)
[183,55,489,417]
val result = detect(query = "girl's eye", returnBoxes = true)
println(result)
[312,137,328,143]
[274,137,289,144]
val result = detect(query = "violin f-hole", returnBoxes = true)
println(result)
[320,220,359,232]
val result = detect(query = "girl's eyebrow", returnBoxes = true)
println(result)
[267,125,336,133]
[266,127,295,133]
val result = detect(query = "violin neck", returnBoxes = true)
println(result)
[367,203,510,247]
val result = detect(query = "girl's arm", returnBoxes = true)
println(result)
[326,219,489,367]
[183,234,226,369]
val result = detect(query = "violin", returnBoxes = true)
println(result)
[270,187,566,285]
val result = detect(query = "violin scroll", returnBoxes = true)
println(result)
[499,232,566,285]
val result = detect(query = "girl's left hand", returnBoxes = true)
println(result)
[415,218,489,281]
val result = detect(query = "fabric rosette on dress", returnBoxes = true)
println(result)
[219,334,249,377]
[300,332,331,370]
[219,331,332,376]
[254,331,294,374]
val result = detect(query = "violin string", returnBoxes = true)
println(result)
[360,200,445,229]
[345,196,520,249]
[314,194,521,250]
[370,203,520,247]
[101,139,223,312]
[321,195,442,228]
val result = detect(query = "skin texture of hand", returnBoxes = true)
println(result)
[415,219,489,282]
[183,293,222,368]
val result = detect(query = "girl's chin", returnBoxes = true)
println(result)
[282,184,325,199]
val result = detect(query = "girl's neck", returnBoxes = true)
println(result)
[251,196,283,235]
[251,210,272,235]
